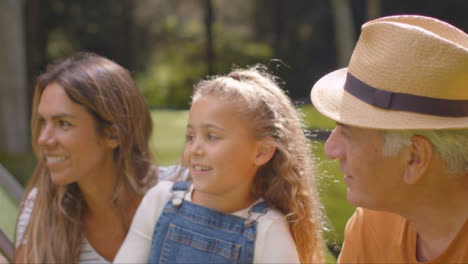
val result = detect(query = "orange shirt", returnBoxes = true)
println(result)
[338,208,468,263]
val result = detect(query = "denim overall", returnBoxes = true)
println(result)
[148,181,269,264]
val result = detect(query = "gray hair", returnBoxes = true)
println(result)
[381,130,468,174]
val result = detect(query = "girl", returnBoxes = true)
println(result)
[115,67,325,263]
[14,52,180,263]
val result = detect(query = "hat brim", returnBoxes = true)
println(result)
[311,68,468,130]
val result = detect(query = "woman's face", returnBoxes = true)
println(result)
[37,83,118,186]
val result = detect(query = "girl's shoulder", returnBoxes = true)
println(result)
[254,206,300,263]
[258,206,289,226]
[263,206,285,218]
[236,201,286,226]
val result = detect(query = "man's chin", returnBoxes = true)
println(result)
[346,190,364,208]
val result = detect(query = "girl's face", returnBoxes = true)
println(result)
[37,83,118,186]
[184,95,263,205]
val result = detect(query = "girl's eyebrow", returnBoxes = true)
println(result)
[186,123,225,131]
[203,124,224,131]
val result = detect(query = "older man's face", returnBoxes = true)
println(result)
[324,124,407,210]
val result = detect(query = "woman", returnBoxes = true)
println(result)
[14,52,179,263]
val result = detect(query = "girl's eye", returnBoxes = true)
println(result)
[186,134,194,142]
[207,134,218,141]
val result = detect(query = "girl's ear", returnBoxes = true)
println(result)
[103,124,120,149]
[402,135,433,184]
[254,139,276,166]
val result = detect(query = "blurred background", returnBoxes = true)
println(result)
[1,0,467,261]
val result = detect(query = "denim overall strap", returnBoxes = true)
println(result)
[170,181,191,208]
[244,201,269,227]
[149,184,269,264]
[171,181,191,191]
[250,201,269,213]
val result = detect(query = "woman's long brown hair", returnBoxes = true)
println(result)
[15,52,157,263]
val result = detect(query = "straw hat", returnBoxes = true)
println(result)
[311,15,468,130]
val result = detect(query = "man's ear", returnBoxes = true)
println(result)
[254,139,276,166]
[103,124,120,149]
[402,135,433,184]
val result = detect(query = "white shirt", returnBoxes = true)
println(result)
[15,165,187,263]
[114,180,300,263]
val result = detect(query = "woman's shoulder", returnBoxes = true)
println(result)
[157,165,189,181]
[16,187,39,247]
[23,187,38,206]
[18,187,38,219]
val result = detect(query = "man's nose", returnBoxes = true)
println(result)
[324,129,345,160]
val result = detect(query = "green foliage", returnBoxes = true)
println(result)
[135,17,273,108]
[0,152,36,186]
[212,23,273,73]
[46,28,78,60]
[136,48,204,108]
[29,0,468,106]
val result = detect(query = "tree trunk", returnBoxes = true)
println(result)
[203,0,215,75]
[120,0,135,68]
[273,0,285,57]
[330,0,356,67]
[366,0,382,21]
[0,0,29,154]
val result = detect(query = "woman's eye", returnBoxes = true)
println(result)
[186,134,194,142]
[58,120,72,128]
[38,117,46,126]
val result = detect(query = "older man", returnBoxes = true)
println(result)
[311,15,468,263]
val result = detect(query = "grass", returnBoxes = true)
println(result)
[0,152,35,243]
[0,186,18,241]
[150,110,188,165]
[299,104,336,129]
[311,141,356,245]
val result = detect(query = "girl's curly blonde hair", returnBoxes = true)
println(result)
[192,66,325,263]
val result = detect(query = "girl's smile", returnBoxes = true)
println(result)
[184,95,262,211]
